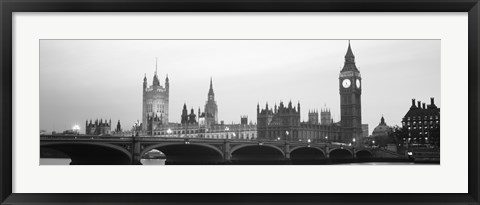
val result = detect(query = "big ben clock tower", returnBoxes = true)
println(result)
[339,41,362,143]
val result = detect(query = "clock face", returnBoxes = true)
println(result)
[342,79,351,88]
[356,79,361,88]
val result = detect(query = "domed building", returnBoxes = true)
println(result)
[371,116,392,138]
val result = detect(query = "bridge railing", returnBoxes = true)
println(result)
[40,135,133,141]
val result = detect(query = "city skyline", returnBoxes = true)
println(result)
[40,40,440,134]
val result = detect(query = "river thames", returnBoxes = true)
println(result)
[40,158,424,165]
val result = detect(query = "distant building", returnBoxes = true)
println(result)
[257,101,301,140]
[142,59,169,130]
[361,124,369,138]
[401,98,440,146]
[144,78,256,139]
[181,104,197,124]
[147,117,257,140]
[321,108,333,125]
[85,119,111,135]
[308,110,319,124]
[256,42,362,143]
[257,101,342,142]
[115,120,122,132]
[240,116,248,125]
[204,78,218,128]
[371,116,392,138]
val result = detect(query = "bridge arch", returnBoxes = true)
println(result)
[355,149,374,159]
[40,141,132,165]
[141,142,224,164]
[328,148,354,160]
[289,146,326,164]
[230,144,285,164]
[289,146,325,156]
[230,144,285,156]
[140,142,224,157]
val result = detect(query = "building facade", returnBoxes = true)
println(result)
[256,101,342,142]
[361,124,369,138]
[257,101,301,141]
[320,108,333,125]
[147,117,257,140]
[85,119,111,135]
[401,98,440,146]
[339,42,362,143]
[142,61,169,130]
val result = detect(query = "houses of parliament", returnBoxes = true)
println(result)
[110,42,363,143]
[256,42,362,143]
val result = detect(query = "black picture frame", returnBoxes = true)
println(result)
[1,0,479,204]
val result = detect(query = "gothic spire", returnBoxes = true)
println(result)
[341,40,359,72]
[153,58,160,86]
[208,77,214,97]
[345,40,354,59]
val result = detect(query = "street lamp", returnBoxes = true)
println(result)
[307,139,311,143]
[352,138,356,146]
[225,127,230,139]
[285,131,289,141]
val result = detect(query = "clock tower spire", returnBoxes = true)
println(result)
[339,40,362,143]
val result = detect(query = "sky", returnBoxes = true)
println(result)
[40,40,440,135]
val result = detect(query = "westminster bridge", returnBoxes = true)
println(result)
[40,135,406,165]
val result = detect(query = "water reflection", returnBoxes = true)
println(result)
[141,159,166,165]
[40,158,166,165]
[40,158,71,165]
[40,158,419,165]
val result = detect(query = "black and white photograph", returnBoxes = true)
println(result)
[39,39,440,165]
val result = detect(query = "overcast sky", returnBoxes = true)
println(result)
[40,40,440,134]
